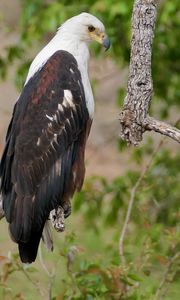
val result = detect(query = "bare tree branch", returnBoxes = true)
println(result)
[39,243,55,300]
[16,260,46,297]
[153,251,179,300]
[119,139,164,264]
[119,175,142,265]
[119,0,180,145]
[145,117,180,143]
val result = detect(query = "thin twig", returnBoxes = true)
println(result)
[153,251,179,300]
[39,243,55,300]
[17,261,46,297]
[119,139,164,264]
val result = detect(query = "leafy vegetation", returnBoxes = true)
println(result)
[0,0,179,299]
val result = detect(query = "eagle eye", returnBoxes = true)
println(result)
[88,25,95,32]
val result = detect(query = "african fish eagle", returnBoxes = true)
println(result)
[0,13,110,263]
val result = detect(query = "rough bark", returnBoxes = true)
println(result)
[119,0,180,145]
[145,117,180,143]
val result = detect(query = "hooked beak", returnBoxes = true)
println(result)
[89,30,111,51]
[102,36,111,51]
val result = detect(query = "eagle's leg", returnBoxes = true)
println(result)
[50,206,65,232]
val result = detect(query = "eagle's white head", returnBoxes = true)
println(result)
[26,12,110,112]
[58,12,110,50]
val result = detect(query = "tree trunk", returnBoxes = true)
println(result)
[119,0,180,145]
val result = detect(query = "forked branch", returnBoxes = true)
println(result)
[119,0,180,145]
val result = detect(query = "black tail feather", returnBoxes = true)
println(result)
[18,227,43,263]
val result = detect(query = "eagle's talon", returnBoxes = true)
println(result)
[64,206,71,218]
[54,221,65,232]
[50,206,65,232]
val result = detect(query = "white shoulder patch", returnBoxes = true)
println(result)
[46,114,54,121]
[63,90,74,108]
[37,137,41,146]
[58,104,63,112]
[69,68,74,74]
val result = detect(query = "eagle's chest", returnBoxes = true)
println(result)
[76,58,94,120]
[80,69,94,119]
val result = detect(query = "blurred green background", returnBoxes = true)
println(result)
[0,0,179,299]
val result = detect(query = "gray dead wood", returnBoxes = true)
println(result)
[119,0,180,145]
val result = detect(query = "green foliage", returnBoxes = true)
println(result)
[0,148,179,299]
[74,148,180,229]
[152,0,180,112]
